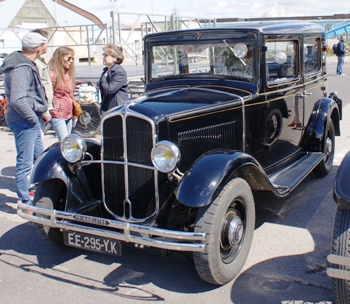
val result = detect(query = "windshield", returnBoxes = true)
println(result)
[148,39,256,82]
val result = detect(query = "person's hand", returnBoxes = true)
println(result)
[41,112,51,123]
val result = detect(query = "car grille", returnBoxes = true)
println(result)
[101,112,157,222]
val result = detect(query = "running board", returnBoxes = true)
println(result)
[268,152,324,195]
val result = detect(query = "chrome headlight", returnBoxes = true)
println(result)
[151,141,181,173]
[60,134,87,163]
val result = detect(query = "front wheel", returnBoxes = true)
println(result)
[193,178,255,285]
[33,180,67,247]
[331,206,350,303]
[314,119,335,177]
[72,103,101,138]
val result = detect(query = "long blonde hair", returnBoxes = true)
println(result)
[49,46,76,90]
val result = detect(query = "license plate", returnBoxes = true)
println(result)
[63,231,122,256]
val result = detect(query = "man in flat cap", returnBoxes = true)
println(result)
[0,32,49,207]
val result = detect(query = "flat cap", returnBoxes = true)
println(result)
[22,32,48,49]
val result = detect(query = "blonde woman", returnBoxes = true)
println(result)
[49,46,75,141]
[99,44,128,114]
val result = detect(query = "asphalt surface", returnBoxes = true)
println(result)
[0,57,349,304]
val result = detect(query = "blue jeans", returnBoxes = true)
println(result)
[50,117,72,141]
[7,120,44,204]
[337,56,344,75]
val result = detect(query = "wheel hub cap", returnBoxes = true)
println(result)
[325,137,332,156]
[79,112,91,125]
[228,216,243,246]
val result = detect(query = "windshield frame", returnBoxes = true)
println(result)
[144,30,259,84]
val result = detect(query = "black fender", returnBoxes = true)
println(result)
[30,140,101,212]
[175,150,270,208]
[333,151,350,210]
[301,96,341,151]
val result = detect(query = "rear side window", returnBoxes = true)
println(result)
[304,37,321,74]
[265,40,298,84]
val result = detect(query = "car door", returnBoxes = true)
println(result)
[261,38,303,169]
[302,36,325,129]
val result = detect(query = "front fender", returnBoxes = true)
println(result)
[301,97,340,150]
[30,142,71,184]
[30,140,102,212]
[175,150,265,208]
[333,151,350,210]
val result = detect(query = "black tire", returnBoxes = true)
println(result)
[265,108,283,145]
[278,64,288,77]
[314,119,335,177]
[193,178,255,285]
[331,206,350,304]
[72,103,101,138]
[33,180,67,247]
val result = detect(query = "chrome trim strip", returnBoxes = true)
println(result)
[17,202,206,252]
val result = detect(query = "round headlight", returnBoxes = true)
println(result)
[151,141,181,173]
[60,134,87,163]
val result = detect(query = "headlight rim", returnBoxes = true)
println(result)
[60,134,87,163]
[151,140,181,173]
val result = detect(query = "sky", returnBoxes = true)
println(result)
[0,0,350,28]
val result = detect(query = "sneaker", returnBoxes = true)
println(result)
[340,74,346,76]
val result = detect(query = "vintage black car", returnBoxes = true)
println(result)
[327,151,350,302]
[18,23,342,285]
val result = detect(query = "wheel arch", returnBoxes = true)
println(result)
[301,97,340,150]
[31,140,101,212]
[175,150,272,208]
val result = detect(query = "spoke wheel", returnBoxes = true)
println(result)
[73,103,101,138]
[193,178,255,285]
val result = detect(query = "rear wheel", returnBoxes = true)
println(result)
[193,178,255,285]
[33,180,66,247]
[331,206,350,303]
[314,119,335,177]
[72,103,101,138]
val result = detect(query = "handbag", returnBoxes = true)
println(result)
[73,100,83,117]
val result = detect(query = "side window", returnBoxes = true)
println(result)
[304,37,321,74]
[265,40,298,84]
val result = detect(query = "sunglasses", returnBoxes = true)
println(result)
[65,56,74,62]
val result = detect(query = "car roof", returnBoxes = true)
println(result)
[144,22,324,40]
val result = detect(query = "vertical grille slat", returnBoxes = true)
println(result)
[126,116,153,165]
[102,113,156,221]
[178,121,236,170]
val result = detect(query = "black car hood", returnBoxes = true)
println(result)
[127,86,252,122]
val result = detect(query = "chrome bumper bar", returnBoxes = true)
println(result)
[17,202,206,253]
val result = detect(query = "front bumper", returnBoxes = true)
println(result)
[17,201,206,253]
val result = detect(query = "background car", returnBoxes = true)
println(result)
[327,150,350,303]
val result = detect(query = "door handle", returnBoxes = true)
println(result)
[296,91,312,98]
